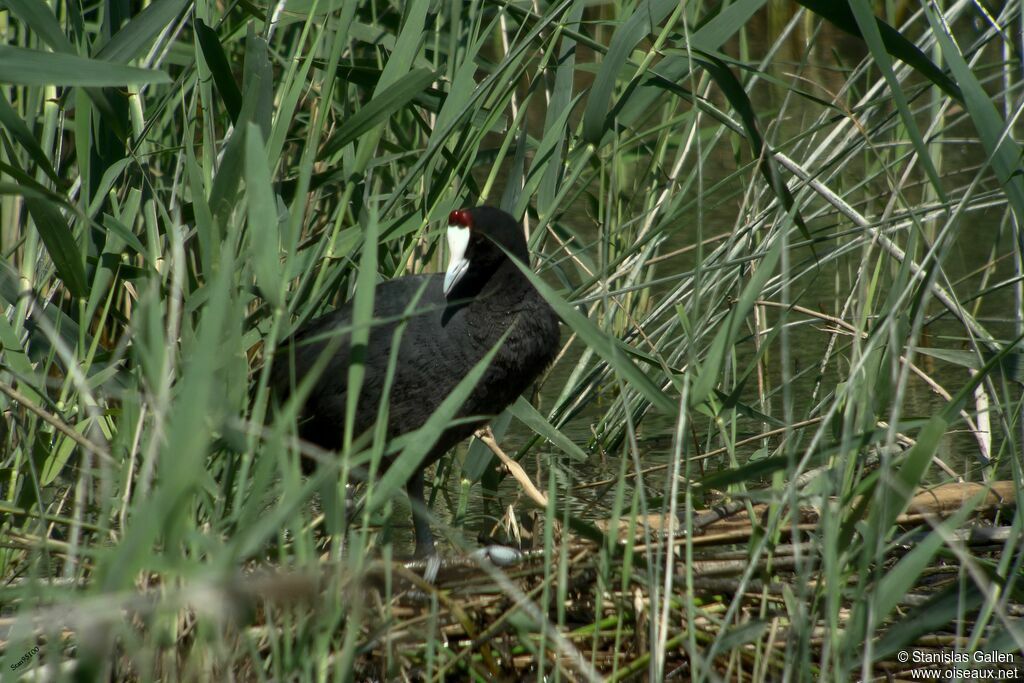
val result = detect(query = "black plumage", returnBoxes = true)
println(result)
[270,206,561,556]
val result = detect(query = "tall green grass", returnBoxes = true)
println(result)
[1,0,1022,679]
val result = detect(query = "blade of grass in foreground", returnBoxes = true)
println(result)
[245,123,283,308]
[508,254,676,415]
[508,396,588,463]
[97,260,238,591]
[363,330,508,515]
[351,0,429,174]
[344,208,380,452]
[95,0,190,62]
[23,197,88,298]
[0,45,171,85]
[850,499,980,655]
[322,67,436,156]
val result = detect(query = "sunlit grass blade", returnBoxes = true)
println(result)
[95,0,190,62]
[322,67,436,156]
[847,0,946,203]
[796,0,962,100]
[1,0,75,53]
[924,3,1024,228]
[0,45,171,85]
[365,331,507,514]
[581,0,678,145]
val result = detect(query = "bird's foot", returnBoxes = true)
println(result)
[470,545,525,568]
[422,553,442,584]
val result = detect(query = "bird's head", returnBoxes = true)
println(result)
[443,206,530,298]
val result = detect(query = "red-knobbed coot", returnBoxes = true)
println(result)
[271,206,560,556]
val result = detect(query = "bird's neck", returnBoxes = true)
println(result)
[475,259,542,310]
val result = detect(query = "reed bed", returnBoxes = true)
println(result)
[1,0,1022,679]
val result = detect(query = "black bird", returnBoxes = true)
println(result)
[270,206,561,556]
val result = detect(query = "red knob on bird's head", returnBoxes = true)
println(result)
[448,209,473,228]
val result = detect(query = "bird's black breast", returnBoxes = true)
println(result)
[270,271,560,464]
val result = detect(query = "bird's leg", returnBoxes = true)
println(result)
[406,469,436,559]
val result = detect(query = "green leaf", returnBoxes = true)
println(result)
[912,345,1024,383]
[500,118,528,213]
[100,262,237,590]
[601,0,767,138]
[352,0,429,174]
[715,620,769,652]
[0,95,60,183]
[96,0,190,63]
[508,256,676,415]
[691,237,783,407]
[241,29,274,140]
[24,197,87,298]
[518,92,585,220]
[694,52,808,236]
[195,18,243,123]
[244,123,282,307]
[508,396,587,462]
[867,497,979,638]
[101,215,148,259]
[1,0,75,54]
[0,260,85,353]
[209,38,272,227]
[690,0,768,50]
[870,584,984,665]
[185,133,218,275]
[536,1,585,217]
[41,418,98,485]
[0,45,170,86]
[321,68,436,156]
[0,312,40,393]
[582,0,678,144]
[795,0,962,101]
[283,0,348,16]
[912,347,982,368]
[344,210,380,447]
[698,454,789,490]
[868,332,1024,538]
[847,0,946,204]
[432,27,485,137]
[923,4,1024,230]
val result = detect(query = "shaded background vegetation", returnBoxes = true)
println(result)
[0,0,1022,679]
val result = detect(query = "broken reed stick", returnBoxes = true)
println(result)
[474,427,550,508]
[601,480,1018,544]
